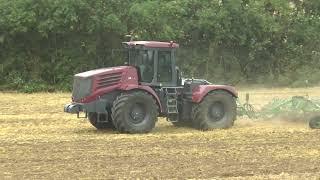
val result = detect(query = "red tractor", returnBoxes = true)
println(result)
[64,41,238,133]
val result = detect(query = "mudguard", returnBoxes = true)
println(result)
[119,84,163,113]
[192,85,238,103]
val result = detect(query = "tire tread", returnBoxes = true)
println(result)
[192,90,236,130]
[111,91,158,133]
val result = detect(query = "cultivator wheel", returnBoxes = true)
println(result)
[309,116,320,129]
[88,112,115,130]
[192,90,237,130]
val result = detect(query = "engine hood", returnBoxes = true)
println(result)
[75,66,130,78]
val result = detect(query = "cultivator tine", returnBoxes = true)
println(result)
[237,93,257,118]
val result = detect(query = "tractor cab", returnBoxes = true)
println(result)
[123,41,185,118]
[122,41,181,87]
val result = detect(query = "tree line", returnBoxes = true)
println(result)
[0,0,319,92]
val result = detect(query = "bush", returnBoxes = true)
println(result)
[0,0,319,91]
[20,81,55,93]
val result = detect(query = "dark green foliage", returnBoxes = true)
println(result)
[0,0,319,92]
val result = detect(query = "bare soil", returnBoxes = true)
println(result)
[1,88,320,179]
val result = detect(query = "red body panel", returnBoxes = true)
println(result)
[74,67,127,78]
[118,67,163,112]
[192,85,238,103]
[75,66,163,112]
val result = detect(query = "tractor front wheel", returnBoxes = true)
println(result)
[192,90,236,130]
[88,112,115,130]
[111,91,158,133]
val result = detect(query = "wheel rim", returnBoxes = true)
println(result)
[208,102,225,122]
[130,102,146,124]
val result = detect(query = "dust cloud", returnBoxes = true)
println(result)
[235,115,311,129]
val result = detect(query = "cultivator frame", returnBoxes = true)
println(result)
[237,94,320,129]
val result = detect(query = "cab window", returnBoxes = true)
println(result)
[130,50,154,83]
[157,51,172,83]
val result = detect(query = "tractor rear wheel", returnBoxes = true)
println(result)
[309,116,320,129]
[111,91,158,134]
[88,112,115,130]
[192,90,236,130]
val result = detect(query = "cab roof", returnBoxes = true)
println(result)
[122,41,179,48]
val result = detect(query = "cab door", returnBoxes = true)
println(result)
[155,49,177,87]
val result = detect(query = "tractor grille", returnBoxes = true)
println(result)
[96,72,122,89]
[72,77,92,101]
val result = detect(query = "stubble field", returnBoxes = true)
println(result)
[1,87,320,179]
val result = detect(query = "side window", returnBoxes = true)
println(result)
[140,50,154,83]
[157,51,172,83]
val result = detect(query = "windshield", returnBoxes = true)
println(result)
[129,49,154,83]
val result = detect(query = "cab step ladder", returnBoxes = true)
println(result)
[164,88,179,114]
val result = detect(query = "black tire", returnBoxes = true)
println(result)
[88,112,115,130]
[111,91,158,134]
[170,117,193,127]
[309,116,320,129]
[192,90,236,130]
